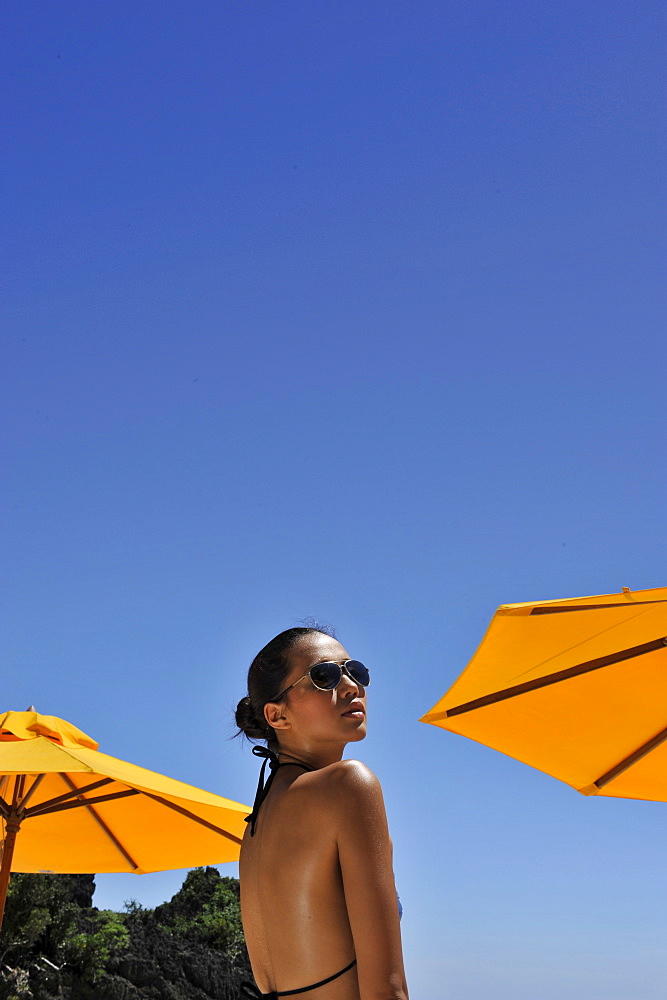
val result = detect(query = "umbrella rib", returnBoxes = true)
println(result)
[24,776,114,815]
[59,775,140,871]
[530,600,667,614]
[26,788,139,819]
[140,791,243,846]
[443,637,667,718]
[0,776,11,820]
[594,726,667,789]
[17,774,46,814]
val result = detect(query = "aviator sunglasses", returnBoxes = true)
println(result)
[273,659,370,701]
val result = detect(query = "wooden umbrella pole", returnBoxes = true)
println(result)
[0,776,25,929]
[0,816,21,928]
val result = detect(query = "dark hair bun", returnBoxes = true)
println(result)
[235,695,270,741]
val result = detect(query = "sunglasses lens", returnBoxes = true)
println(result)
[309,662,342,690]
[307,660,371,691]
[346,660,370,687]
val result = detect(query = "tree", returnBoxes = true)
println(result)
[154,867,246,959]
[0,874,129,998]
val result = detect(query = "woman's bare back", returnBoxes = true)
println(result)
[240,763,360,999]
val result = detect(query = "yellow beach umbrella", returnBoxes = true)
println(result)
[421,586,667,801]
[0,710,249,926]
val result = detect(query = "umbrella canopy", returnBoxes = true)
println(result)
[0,710,249,925]
[421,586,667,801]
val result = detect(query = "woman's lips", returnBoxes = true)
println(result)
[342,702,365,718]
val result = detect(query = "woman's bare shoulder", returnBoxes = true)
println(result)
[325,758,378,783]
[305,759,383,814]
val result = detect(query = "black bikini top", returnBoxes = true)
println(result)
[245,745,311,837]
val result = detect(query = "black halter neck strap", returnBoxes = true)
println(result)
[245,745,311,837]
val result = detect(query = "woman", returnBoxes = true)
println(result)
[235,626,409,1000]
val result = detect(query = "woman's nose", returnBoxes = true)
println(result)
[339,666,362,695]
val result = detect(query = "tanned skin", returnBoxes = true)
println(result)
[240,633,409,1000]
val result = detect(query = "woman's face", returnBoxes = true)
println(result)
[275,632,368,747]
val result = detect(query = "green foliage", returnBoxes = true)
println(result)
[0,868,249,999]
[0,874,94,967]
[65,910,130,982]
[0,875,130,997]
[122,898,146,915]
[154,867,245,959]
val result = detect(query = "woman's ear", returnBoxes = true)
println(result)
[264,701,291,733]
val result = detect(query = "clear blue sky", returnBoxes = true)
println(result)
[2,3,666,998]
